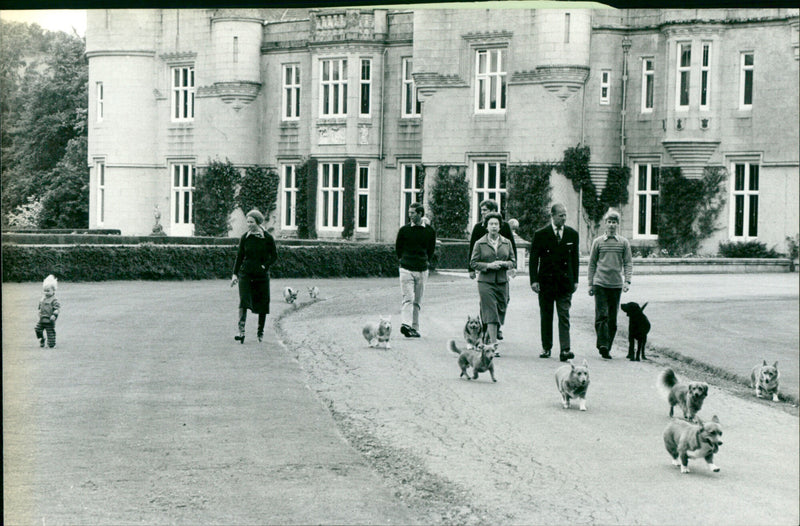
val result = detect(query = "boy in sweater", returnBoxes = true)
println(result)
[395,202,436,338]
[587,209,632,359]
[35,274,61,348]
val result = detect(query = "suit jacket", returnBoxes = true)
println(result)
[529,224,579,297]
[470,234,516,284]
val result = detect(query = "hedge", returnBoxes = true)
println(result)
[2,243,402,282]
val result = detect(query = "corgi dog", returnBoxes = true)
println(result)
[363,316,391,349]
[448,339,496,382]
[659,369,708,421]
[463,315,485,349]
[751,360,780,402]
[555,359,590,411]
[308,286,320,299]
[283,286,299,304]
[663,415,723,474]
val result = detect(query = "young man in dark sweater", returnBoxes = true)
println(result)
[395,202,437,337]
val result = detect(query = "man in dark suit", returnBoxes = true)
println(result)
[530,203,580,361]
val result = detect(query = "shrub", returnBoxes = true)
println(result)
[718,240,782,258]
[506,163,553,242]
[6,196,43,228]
[786,234,799,260]
[430,165,469,239]
[296,158,317,239]
[237,165,279,222]
[194,159,238,236]
[342,158,357,239]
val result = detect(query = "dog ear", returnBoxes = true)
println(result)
[711,415,720,424]
[772,361,778,368]
[641,302,648,310]
[763,359,768,366]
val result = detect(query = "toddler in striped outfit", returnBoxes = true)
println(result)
[35,275,61,348]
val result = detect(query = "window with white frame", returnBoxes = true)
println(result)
[700,43,711,109]
[676,43,691,109]
[401,58,421,117]
[400,163,423,223]
[739,52,754,109]
[360,59,371,117]
[280,164,298,230]
[641,58,654,112]
[282,64,300,120]
[171,163,195,227]
[171,66,195,121]
[472,161,506,225]
[96,82,104,122]
[600,70,611,105]
[318,162,343,230]
[357,164,369,231]
[731,162,759,238]
[97,161,105,224]
[475,48,507,113]
[633,163,659,238]
[320,58,347,117]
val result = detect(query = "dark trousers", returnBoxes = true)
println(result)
[594,286,622,351]
[538,292,572,352]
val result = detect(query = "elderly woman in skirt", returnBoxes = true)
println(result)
[470,212,516,351]
[230,209,277,343]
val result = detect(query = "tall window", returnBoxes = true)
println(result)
[282,64,300,120]
[700,43,711,109]
[676,43,691,109]
[641,58,654,112]
[400,163,423,223]
[280,164,298,230]
[731,162,759,238]
[320,59,347,117]
[360,59,371,117]
[319,162,343,230]
[97,161,105,224]
[96,82,104,122]
[472,161,506,225]
[633,163,659,238]
[171,164,195,227]
[475,49,507,112]
[600,70,611,105]
[357,164,370,231]
[740,52,754,109]
[401,58,421,117]
[171,66,195,121]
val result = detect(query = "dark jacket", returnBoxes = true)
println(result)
[529,223,579,296]
[396,223,436,272]
[470,234,516,284]
[233,229,278,278]
[468,220,517,271]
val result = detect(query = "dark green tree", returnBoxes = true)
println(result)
[506,163,554,242]
[194,159,238,236]
[342,158,357,239]
[236,165,279,222]
[38,136,89,228]
[430,165,470,239]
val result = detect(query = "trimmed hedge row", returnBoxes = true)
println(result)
[2,243,401,282]
[1,234,371,246]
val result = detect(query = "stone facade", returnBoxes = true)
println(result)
[86,7,799,253]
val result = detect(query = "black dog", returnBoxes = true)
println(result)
[620,302,650,361]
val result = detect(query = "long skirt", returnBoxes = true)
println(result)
[478,281,508,326]
[238,275,270,314]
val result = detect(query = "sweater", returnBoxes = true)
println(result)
[587,234,633,288]
[396,223,436,272]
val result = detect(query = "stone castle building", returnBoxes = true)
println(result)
[86,7,799,253]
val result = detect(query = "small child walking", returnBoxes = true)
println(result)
[35,274,61,348]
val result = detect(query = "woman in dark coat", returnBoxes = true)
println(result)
[470,212,516,349]
[230,209,277,343]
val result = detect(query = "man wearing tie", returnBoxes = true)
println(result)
[529,203,580,361]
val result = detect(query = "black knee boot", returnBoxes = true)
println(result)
[235,308,246,343]
[257,313,266,342]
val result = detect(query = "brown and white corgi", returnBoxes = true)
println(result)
[363,316,392,349]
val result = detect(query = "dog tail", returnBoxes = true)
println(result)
[448,339,461,354]
[659,368,678,398]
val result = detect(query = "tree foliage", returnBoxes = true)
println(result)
[194,159,238,237]
[342,158,357,239]
[296,158,318,239]
[506,164,554,242]
[430,166,470,239]
[236,165,279,223]
[1,21,88,228]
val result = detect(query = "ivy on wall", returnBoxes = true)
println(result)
[657,166,727,255]
[430,165,470,239]
[506,163,554,242]
[193,158,238,237]
[236,165,279,222]
[295,158,318,239]
[342,158,357,239]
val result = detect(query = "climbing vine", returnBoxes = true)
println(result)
[342,158,356,239]
[430,165,470,238]
[505,163,554,242]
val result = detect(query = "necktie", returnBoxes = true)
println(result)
[557,228,562,241]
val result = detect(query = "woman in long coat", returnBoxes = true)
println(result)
[230,209,277,343]
[470,212,517,348]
